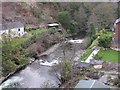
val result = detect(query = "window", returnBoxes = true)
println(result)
[18,29,20,31]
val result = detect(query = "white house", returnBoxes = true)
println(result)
[47,23,62,32]
[0,22,25,39]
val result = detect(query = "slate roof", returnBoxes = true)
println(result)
[0,22,24,31]
[75,80,110,89]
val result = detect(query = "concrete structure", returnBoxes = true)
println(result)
[85,48,100,63]
[47,23,62,32]
[0,22,24,39]
[112,18,120,51]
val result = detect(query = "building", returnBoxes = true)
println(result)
[47,23,62,33]
[111,18,120,51]
[0,22,24,39]
[75,80,110,89]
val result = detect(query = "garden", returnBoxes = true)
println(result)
[80,29,119,63]
[95,49,119,63]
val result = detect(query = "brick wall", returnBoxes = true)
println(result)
[113,22,120,48]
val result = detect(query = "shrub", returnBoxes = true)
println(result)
[61,59,72,83]
[97,29,112,48]
[2,60,17,76]
[94,54,102,60]
[49,27,56,34]
[98,34,112,48]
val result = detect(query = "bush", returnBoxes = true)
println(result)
[2,36,29,76]
[97,29,112,48]
[49,27,56,34]
[61,59,72,83]
[57,11,71,28]
[98,34,112,48]
[94,54,102,60]
[2,60,17,76]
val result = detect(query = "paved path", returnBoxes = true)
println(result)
[85,48,100,63]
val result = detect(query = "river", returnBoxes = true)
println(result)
[0,37,86,89]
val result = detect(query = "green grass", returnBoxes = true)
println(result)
[107,31,113,36]
[89,38,98,48]
[96,49,120,63]
[29,29,46,35]
[80,49,93,61]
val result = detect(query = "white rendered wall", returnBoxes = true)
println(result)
[0,27,24,38]
[10,27,24,37]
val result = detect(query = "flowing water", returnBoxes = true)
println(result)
[0,38,85,89]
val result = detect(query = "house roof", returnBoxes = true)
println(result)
[75,80,110,89]
[47,23,59,27]
[0,22,24,30]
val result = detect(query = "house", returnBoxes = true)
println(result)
[75,80,110,89]
[47,23,62,33]
[111,18,120,51]
[0,22,25,39]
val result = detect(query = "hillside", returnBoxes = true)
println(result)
[2,2,118,31]
[1,2,120,89]
[2,2,58,28]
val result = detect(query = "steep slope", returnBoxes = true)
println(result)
[2,2,58,28]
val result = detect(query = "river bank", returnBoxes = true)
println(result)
[0,38,86,88]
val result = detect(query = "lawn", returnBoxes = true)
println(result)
[80,49,93,61]
[96,49,119,63]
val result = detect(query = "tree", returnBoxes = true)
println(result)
[97,29,112,48]
[49,27,56,35]
[57,11,71,33]
[61,59,72,83]
[88,3,117,30]
[2,34,28,76]
[73,7,87,31]
[89,23,96,40]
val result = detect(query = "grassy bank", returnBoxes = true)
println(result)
[1,29,46,76]
[80,49,93,61]
[1,28,65,76]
